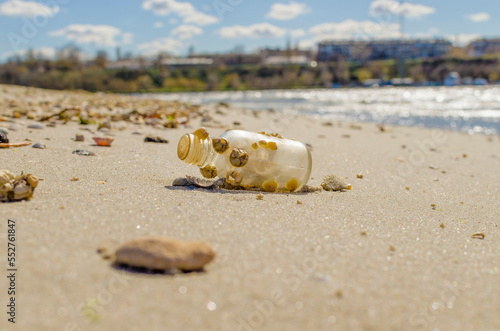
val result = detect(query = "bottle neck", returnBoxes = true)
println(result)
[177,133,215,168]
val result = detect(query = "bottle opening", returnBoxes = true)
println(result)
[177,134,191,160]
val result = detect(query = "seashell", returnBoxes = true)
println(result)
[200,165,217,179]
[172,177,190,186]
[0,170,39,202]
[321,175,349,191]
[92,137,114,146]
[262,179,278,192]
[114,236,216,271]
[226,170,243,186]
[212,137,229,154]
[285,178,299,192]
[172,176,225,189]
[0,131,8,143]
[267,142,278,151]
[229,148,249,167]
[193,127,209,140]
[186,176,225,189]
[32,143,46,149]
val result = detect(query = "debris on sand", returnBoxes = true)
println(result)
[173,176,226,189]
[0,170,39,202]
[92,137,114,146]
[321,175,350,191]
[0,131,8,143]
[144,135,169,143]
[72,150,96,156]
[0,141,31,148]
[471,233,485,240]
[32,143,46,149]
[112,236,216,271]
[75,134,85,142]
[27,123,44,129]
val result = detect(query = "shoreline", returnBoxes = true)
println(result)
[0,84,499,330]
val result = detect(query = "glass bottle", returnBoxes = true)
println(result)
[177,128,312,192]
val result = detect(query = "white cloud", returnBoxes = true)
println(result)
[297,39,316,50]
[467,12,490,23]
[220,23,286,39]
[445,34,482,46]
[171,24,202,40]
[137,38,183,56]
[370,0,435,19]
[291,28,306,37]
[142,0,218,26]
[154,21,164,28]
[266,2,310,20]
[0,0,59,17]
[49,24,132,47]
[413,27,439,39]
[309,19,401,42]
[182,11,218,25]
[121,32,134,44]
[4,47,57,59]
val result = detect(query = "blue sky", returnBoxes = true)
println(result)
[0,0,498,61]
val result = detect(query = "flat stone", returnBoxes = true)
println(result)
[114,236,216,271]
[27,123,44,129]
[32,143,46,149]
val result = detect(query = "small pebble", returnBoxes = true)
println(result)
[440,223,445,229]
[32,143,46,149]
[75,134,85,142]
[256,194,264,200]
[356,174,363,179]
[9,124,20,131]
[144,135,169,143]
[27,123,44,129]
[297,200,302,205]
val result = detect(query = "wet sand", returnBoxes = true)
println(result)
[0,85,499,331]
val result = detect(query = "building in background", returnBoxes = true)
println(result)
[317,39,452,62]
[467,38,500,57]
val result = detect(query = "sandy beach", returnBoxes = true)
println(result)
[0,85,499,331]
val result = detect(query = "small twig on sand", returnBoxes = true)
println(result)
[0,142,32,148]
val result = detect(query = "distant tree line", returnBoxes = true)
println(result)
[1,50,499,93]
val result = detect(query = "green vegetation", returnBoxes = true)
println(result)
[1,53,499,93]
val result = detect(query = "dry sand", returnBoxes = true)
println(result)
[0,85,499,331]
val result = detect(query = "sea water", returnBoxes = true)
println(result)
[142,86,500,135]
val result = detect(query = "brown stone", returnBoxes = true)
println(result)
[114,237,216,271]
